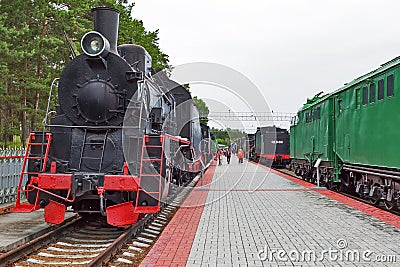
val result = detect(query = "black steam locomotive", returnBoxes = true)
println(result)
[232,127,290,168]
[14,7,211,227]
[254,126,290,168]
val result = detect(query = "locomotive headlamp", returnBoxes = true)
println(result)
[81,31,110,57]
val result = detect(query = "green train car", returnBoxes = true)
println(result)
[290,56,400,210]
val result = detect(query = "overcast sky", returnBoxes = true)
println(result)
[131,0,400,130]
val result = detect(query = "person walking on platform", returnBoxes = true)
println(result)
[227,148,232,164]
[218,149,223,166]
[238,149,244,164]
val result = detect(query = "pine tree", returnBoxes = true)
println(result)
[0,0,170,147]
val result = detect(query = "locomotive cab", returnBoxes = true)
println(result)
[118,43,152,76]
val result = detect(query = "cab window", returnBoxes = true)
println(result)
[387,74,394,97]
[378,79,384,100]
[369,83,376,103]
[362,86,368,105]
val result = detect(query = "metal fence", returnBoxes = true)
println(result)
[0,148,25,204]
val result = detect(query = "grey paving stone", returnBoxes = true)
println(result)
[186,158,400,266]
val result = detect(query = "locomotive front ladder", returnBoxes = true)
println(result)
[14,133,52,212]
[78,129,109,172]
[134,135,165,214]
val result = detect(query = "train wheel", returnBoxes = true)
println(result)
[369,185,381,205]
[311,170,317,184]
[299,169,305,179]
[369,197,380,206]
[318,174,326,186]
[325,180,332,189]
[384,200,397,210]
[338,183,347,193]
[326,181,337,191]
[347,183,356,196]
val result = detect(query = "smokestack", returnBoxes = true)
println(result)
[92,7,120,54]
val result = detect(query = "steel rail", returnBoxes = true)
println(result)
[88,171,204,266]
[87,213,152,266]
[3,163,209,266]
[0,215,81,267]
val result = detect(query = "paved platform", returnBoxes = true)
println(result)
[0,209,76,252]
[141,156,400,266]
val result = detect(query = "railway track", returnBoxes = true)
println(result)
[274,167,400,217]
[1,174,200,267]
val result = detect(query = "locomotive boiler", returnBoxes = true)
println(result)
[13,7,210,226]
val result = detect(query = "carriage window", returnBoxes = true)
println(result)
[378,79,384,100]
[362,86,368,105]
[369,83,376,103]
[387,74,394,97]
[337,99,343,114]
[317,107,321,119]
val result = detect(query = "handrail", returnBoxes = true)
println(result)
[43,78,59,128]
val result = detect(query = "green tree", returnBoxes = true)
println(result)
[211,127,246,146]
[193,96,209,125]
[216,138,227,146]
[0,0,95,145]
[0,0,170,147]
[0,11,22,146]
[182,84,210,125]
[114,1,170,70]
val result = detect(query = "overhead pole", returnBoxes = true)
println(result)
[203,112,295,122]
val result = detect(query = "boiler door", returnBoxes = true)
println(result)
[76,79,119,123]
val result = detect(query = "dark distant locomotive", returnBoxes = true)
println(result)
[14,7,211,226]
[254,126,290,168]
[247,133,255,160]
[231,127,289,167]
[200,124,214,164]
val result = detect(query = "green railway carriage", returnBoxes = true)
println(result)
[290,56,400,210]
[290,95,335,178]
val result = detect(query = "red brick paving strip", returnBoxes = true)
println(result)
[0,203,15,215]
[140,162,217,267]
[256,163,400,229]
